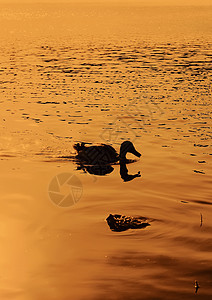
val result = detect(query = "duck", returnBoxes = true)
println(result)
[73,141,141,165]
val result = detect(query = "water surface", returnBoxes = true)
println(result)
[0,3,211,300]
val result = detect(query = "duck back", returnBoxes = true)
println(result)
[77,144,118,164]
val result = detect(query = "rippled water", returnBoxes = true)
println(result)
[0,3,211,300]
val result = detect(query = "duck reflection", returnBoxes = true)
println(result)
[74,141,141,182]
[120,160,141,182]
[76,163,114,176]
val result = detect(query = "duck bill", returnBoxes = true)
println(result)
[128,144,141,158]
[131,149,141,158]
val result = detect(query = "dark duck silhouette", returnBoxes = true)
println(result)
[73,141,141,165]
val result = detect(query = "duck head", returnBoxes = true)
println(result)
[119,141,141,160]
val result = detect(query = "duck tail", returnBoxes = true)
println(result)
[73,142,86,152]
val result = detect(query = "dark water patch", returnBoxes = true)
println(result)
[68,115,83,118]
[194,144,209,147]
[37,100,60,104]
[193,170,205,174]
[43,58,59,63]
[191,200,212,206]
[0,154,17,158]
[31,118,42,123]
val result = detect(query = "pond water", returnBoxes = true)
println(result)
[0,3,211,300]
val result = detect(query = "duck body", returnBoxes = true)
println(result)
[74,143,119,165]
[74,141,141,165]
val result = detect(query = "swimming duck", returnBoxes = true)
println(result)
[73,141,141,165]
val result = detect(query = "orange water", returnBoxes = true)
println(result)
[0,3,211,300]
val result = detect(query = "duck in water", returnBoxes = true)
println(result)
[74,141,141,181]
[73,141,141,165]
